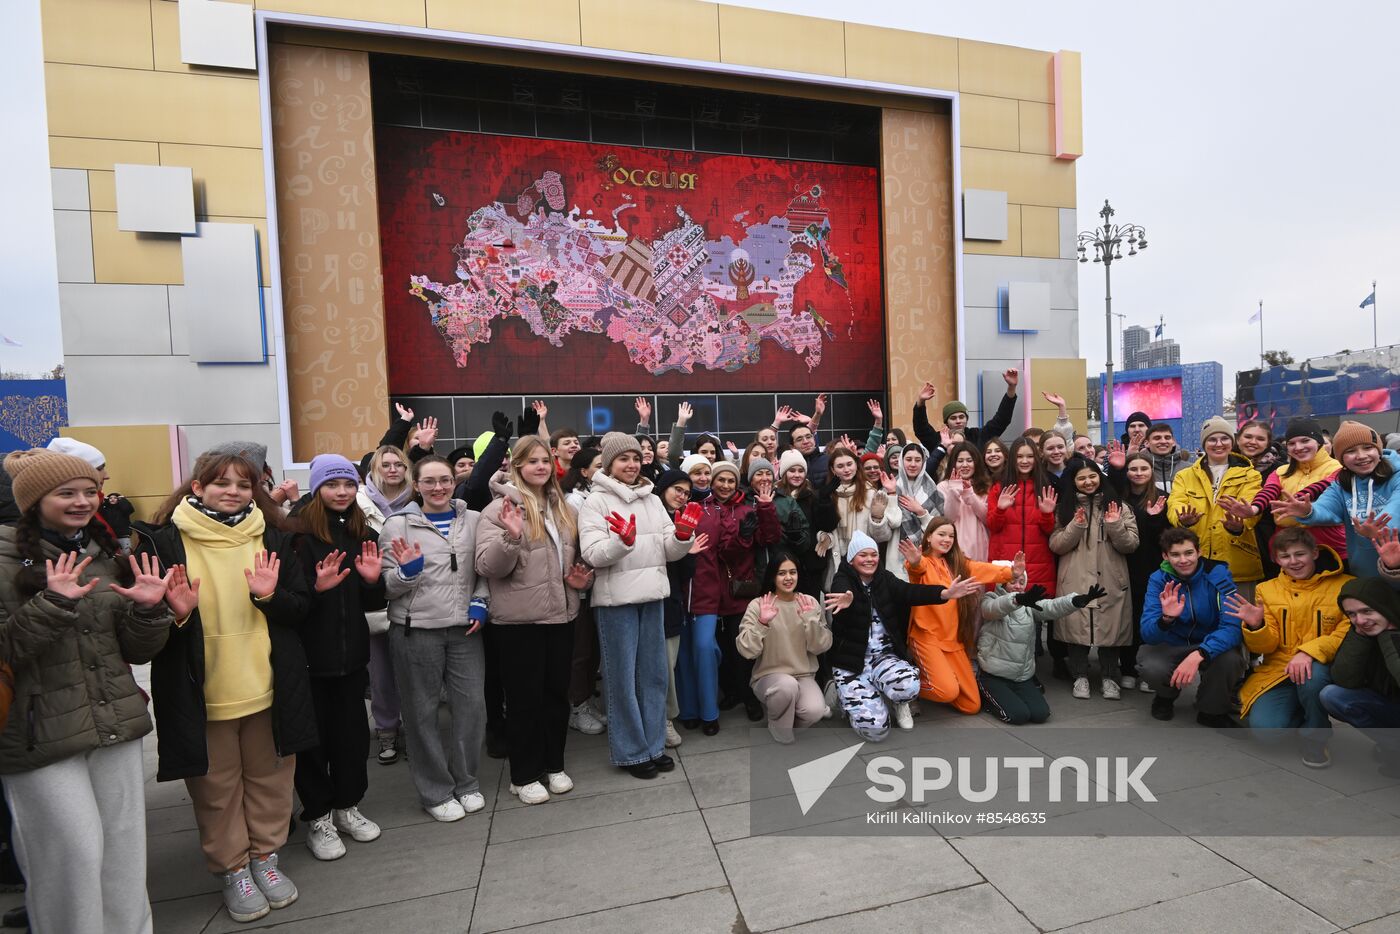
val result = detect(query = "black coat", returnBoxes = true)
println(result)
[912,391,1016,450]
[825,561,950,673]
[135,521,316,782]
[292,517,386,678]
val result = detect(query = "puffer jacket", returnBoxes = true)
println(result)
[688,489,781,616]
[1144,447,1194,494]
[1139,557,1242,660]
[986,478,1057,595]
[137,520,314,781]
[1239,547,1352,716]
[1049,495,1139,647]
[1329,577,1400,698]
[1303,450,1400,583]
[379,500,487,630]
[0,526,172,774]
[579,472,690,608]
[1168,452,1263,584]
[291,515,386,677]
[754,490,811,585]
[977,587,1081,682]
[475,475,580,625]
[825,561,950,673]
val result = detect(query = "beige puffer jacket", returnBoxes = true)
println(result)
[475,475,581,625]
[578,472,691,608]
[0,526,172,774]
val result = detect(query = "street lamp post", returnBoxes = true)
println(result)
[1078,200,1148,443]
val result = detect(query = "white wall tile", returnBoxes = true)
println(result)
[65,354,280,427]
[181,222,265,362]
[179,0,256,70]
[53,210,94,283]
[1007,281,1052,331]
[963,189,1008,240]
[1059,207,1078,260]
[977,368,1026,436]
[60,283,171,355]
[115,164,196,234]
[51,169,89,211]
[177,423,284,477]
[962,254,1078,310]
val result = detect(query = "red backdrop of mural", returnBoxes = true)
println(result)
[375,126,885,395]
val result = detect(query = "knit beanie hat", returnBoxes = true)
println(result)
[1284,417,1326,446]
[680,453,710,477]
[1337,577,1400,629]
[777,449,806,478]
[1386,432,1400,453]
[746,456,774,482]
[46,437,106,469]
[599,431,642,472]
[652,467,689,497]
[207,440,268,472]
[446,445,474,465]
[860,452,883,467]
[846,529,879,562]
[711,460,740,483]
[943,401,969,421]
[4,449,103,513]
[1199,416,1235,446]
[1331,420,1381,460]
[309,453,359,493]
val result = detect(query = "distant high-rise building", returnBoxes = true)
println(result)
[1122,325,1150,371]
[1140,339,1181,369]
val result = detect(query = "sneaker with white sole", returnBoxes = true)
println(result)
[1102,679,1121,700]
[332,806,381,842]
[458,792,486,814]
[546,771,574,794]
[1071,677,1091,699]
[510,781,550,805]
[569,702,605,735]
[1139,679,1153,693]
[221,867,270,922]
[588,699,608,726]
[425,799,466,822]
[665,720,683,748]
[249,853,298,910]
[893,701,915,730]
[1119,675,1138,690]
[376,729,400,765]
[823,680,840,719]
[305,814,346,861]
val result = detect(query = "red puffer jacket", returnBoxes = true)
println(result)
[986,478,1058,595]
[688,490,782,616]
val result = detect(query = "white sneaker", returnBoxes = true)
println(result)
[305,814,346,860]
[823,680,840,719]
[1102,679,1121,700]
[893,701,915,730]
[509,781,550,805]
[547,771,574,794]
[588,699,608,726]
[1119,675,1138,690]
[1072,677,1091,699]
[458,792,486,814]
[665,720,683,748]
[332,806,381,842]
[1139,679,1153,693]
[425,799,466,822]
[569,702,605,735]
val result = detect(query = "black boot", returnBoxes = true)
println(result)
[2,905,26,929]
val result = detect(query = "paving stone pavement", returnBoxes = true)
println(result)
[4,659,1400,933]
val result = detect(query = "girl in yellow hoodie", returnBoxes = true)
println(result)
[1225,528,1352,769]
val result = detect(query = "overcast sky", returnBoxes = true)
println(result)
[5,1,1398,388]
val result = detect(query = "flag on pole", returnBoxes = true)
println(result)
[0,335,21,347]
[1360,290,1376,309]
[1248,306,1262,324]
[1154,323,1164,338]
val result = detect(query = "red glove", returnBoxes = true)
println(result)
[674,502,702,541]
[607,511,637,547]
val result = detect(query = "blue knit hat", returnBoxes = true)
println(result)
[309,454,359,493]
[846,530,879,562]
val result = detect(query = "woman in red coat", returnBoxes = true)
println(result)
[684,461,782,724]
[987,437,1061,667]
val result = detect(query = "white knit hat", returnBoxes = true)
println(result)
[46,437,106,469]
[680,453,710,477]
[777,449,806,478]
[846,530,879,562]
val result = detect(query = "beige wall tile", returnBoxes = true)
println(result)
[580,0,719,60]
[1018,100,1053,155]
[59,425,178,498]
[90,211,184,284]
[959,94,1018,152]
[257,0,426,25]
[718,5,844,77]
[87,170,116,212]
[961,147,1076,208]
[42,0,153,69]
[1021,205,1061,259]
[427,0,581,44]
[161,143,267,218]
[957,39,1053,103]
[1055,50,1084,159]
[49,136,160,171]
[845,22,957,91]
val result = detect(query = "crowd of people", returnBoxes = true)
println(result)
[2,376,1400,931]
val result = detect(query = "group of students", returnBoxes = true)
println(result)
[2,384,1400,932]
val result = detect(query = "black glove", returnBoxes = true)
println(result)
[1014,584,1049,608]
[491,410,512,438]
[1072,584,1109,608]
[519,405,541,438]
[739,511,759,540]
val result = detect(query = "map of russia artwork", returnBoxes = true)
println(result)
[376,126,885,394]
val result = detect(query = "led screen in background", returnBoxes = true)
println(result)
[1109,377,1183,420]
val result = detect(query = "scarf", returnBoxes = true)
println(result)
[362,475,414,519]
[40,527,88,554]
[184,495,254,527]
[172,499,273,722]
[896,468,943,541]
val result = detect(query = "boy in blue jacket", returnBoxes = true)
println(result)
[1140,527,1246,727]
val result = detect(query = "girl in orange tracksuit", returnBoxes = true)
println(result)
[904,517,1019,714]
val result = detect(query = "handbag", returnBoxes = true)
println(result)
[723,556,761,600]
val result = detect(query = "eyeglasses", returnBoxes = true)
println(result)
[418,478,455,488]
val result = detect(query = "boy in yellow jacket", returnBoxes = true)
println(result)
[1224,527,1353,768]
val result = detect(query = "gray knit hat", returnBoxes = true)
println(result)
[599,431,642,473]
[746,456,774,482]
[207,440,268,472]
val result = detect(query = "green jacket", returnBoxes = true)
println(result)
[755,490,812,583]
[0,526,172,774]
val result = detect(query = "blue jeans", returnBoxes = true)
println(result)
[1247,662,1332,743]
[675,613,721,722]
[595,601,668,766]
[1319,684,1400,756]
